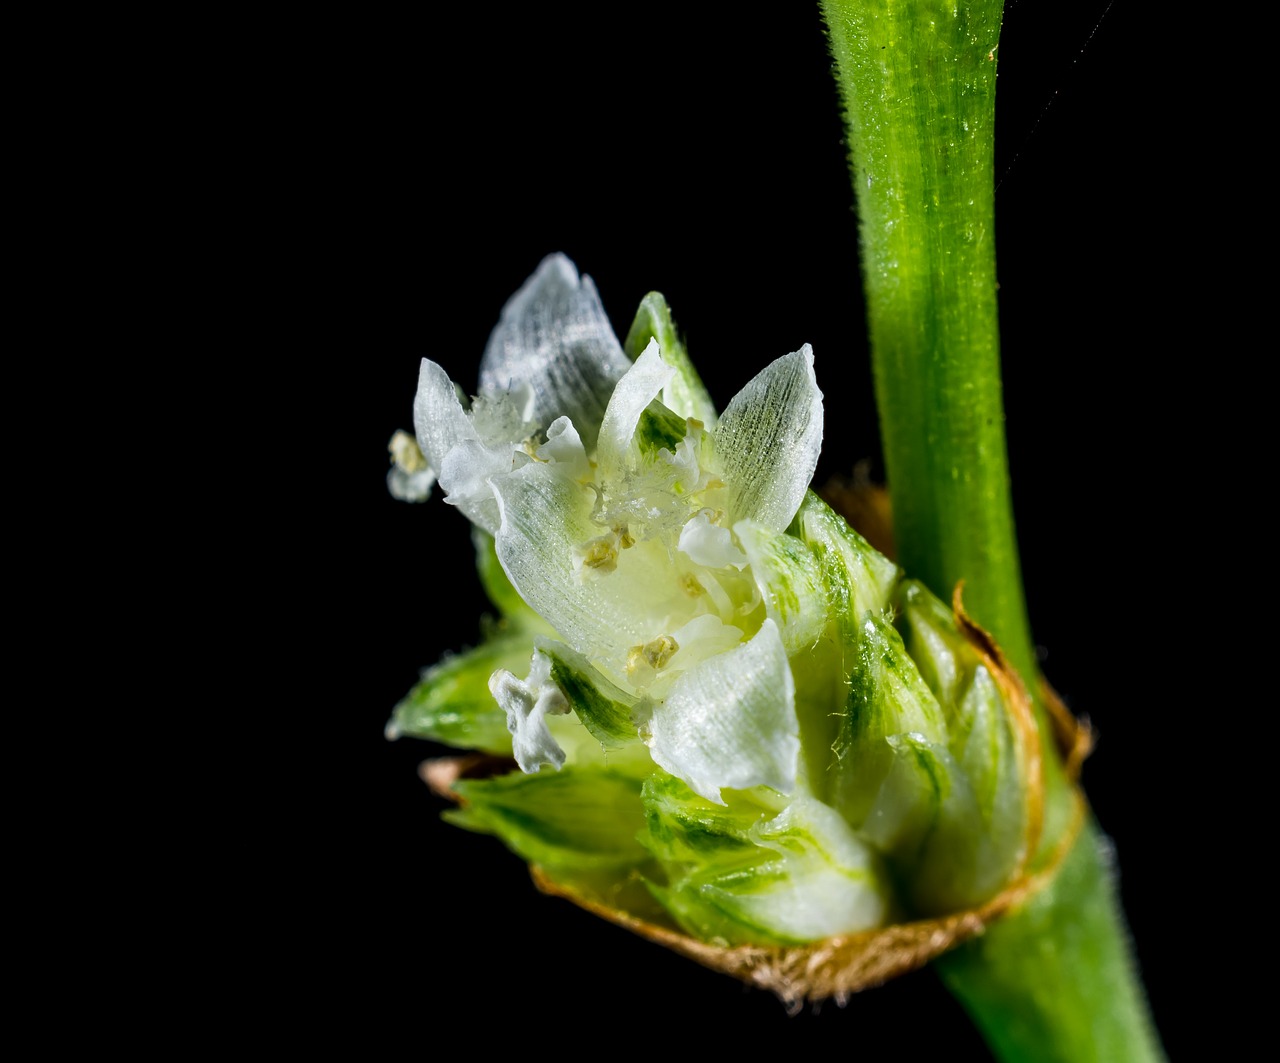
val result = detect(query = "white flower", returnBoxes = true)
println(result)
[408,254,632,533]
[415,258,825,805]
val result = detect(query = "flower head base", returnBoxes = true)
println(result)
[388,254,1035,958]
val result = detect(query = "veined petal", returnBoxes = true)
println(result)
[413,358,478,476]
[437,439,516,535]
[596,339,677,480]
[714,345,823,534]
[479,253,631,451]
[646,619,799,804]
[491,462,693,677]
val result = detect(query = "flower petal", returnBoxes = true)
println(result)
[595,338,677,480]
[479,253,632,451]
[713,345,824,534]
[646,619,799,804]
[491,462,693,678]
[413,358,478,476]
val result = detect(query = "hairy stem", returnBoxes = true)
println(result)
[817,2,1165,1059]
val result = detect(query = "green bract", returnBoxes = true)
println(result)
[388,254,1031,942]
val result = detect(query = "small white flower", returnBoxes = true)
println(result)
[414,257,825,805]
[409,254,632,534]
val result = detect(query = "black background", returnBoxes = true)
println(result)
[314,3,1189,1056]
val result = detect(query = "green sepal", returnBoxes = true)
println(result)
[640,774,891,947]
[830,611,949,830]
[623,291,718,426]
[793,490,900,620]
[895,579,1028,906]
[851,728,1011,917]
[446,765,651,873]
[535,638,641,749]
[736,517,848,796]
[735,520,830,655]
[636,400,692,459]
[386,623,532,754]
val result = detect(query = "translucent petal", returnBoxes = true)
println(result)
[714,345,824,534]
[491,463,691,677]
[387,464,435,503]
[536,416,591,483]
[647,619,799,804]
[471,527,553,628]
[413,358,478,476]
[677,511,747,570]
[437,439,513,535]
[479,253,632,451]
[387,430,436,502]
[596,339,676,480]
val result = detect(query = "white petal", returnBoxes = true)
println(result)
[677,511,747,570]
[536,416,591,482]
[492,463,690,676]
[413,359,478,475]
[647,619,799,804]
[595,338,676,480]
[714,345,824,533]
[479,253,632,451]
[489,651,569,773]
[437,439,513,534]
[666,614,745,673]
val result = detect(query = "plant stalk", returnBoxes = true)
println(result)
[817,2,1165,1059]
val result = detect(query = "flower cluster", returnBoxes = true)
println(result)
[388,255,1031,946]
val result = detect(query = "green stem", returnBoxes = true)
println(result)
[817,2,1165,1059]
